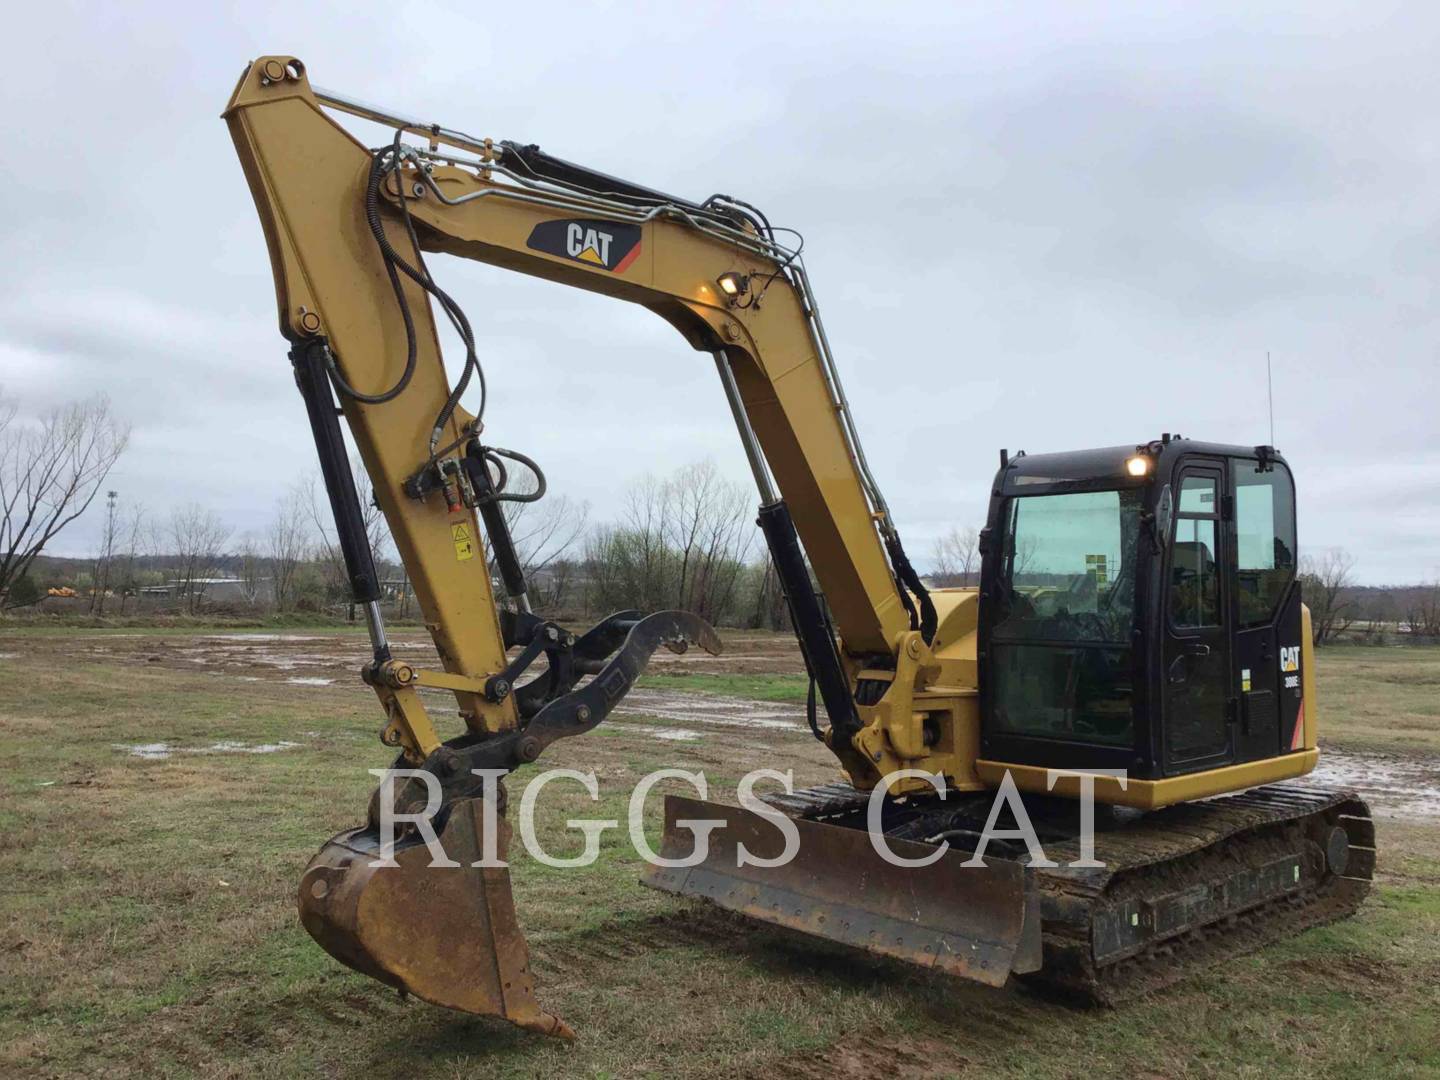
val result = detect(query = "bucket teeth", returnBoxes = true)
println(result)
[298,796,573,1039]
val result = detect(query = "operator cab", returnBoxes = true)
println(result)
[977,437,1303,781]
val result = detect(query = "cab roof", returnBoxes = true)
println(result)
[996,438,1286,495]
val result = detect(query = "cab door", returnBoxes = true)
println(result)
[1231,457,1301,762]
[1162,464,1233,771]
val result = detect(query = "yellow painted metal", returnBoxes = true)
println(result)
[223,58,908,767]
[409,170,908,654]
[977,749,1320,811]
[831,588,984,792]
[1300,605,1319,749]
[928,587,981,687]
[224,61,512,743]
[372,683,442,760]
[409,669,489,694]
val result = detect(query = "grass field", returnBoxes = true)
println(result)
[1,630,1437,1078]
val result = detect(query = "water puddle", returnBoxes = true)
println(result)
[286,676,335,686]
[119,742,176,760]
[207,740,302,754]
[1309,748,1440,819]
[613,693,1440,822]
[618,689,804,733]
[650,653,793,665]
[202,634,326,642]
[607,722,703,742]
[115,740,301,760]
[145,636,363,676]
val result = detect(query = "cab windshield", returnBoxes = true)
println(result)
[989,488,1143,747]
[994,488,1143,643]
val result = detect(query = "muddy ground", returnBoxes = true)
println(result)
[55,627,1440,822]
[3,627,1438,1078]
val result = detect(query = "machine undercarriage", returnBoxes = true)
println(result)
[647,782,1374,1003]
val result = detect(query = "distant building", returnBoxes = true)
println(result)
[153,577,274,603]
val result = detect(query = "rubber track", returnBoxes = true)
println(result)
[1024,784,1374,1003]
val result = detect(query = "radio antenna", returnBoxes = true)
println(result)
[1266,350,1275,445]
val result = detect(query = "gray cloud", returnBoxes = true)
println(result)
[2,1,1436,584]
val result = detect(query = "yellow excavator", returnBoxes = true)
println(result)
[224,57,1373,1038]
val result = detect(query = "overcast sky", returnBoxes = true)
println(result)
[3,2,1436,584]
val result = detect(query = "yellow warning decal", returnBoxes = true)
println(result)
[451,522,476,562]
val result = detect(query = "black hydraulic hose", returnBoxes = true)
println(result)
[705,194,775,243]
[329,132,488,465]
[320,146,422,405]
[883,532,938,646]
[893,568,920,632]
[390,154,487,449]
[482,446,547,504]
[805,677,823,742]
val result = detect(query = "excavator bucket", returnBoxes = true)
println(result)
[298,796,574,1039]
[644,795,1042,985]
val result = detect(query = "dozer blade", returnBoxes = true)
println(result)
[298,796,574,1039]
[644,795,1042,985]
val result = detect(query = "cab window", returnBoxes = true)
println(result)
[1234,463,1297,625]
[1171,474,1219,628]
[988,489,1141,748]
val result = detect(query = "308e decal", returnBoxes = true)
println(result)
[1280,644,1301,689]
[526,218,642,273]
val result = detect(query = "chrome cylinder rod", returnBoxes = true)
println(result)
[363,599,391,662]
[713,351,777,504]
[312,83,492,158]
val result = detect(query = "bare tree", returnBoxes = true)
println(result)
[478,464,591,608]
[114,503,150,615]
[89,490,120,615]
[535,557,578,611]
[268,487,311,613]
[586,461,755,623]
[1404,580,1440,639]
[746,555,790,631]
[665,461,754,621]
[1299,548,1356,646]
[236,535,265,606]
[169,503,231,614]
[587,474,675,615]
[511,495,590,576]
[0,395,130,605]
[931,525,981,587]
[623,473,674,612]
[1012,535,1041,581]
